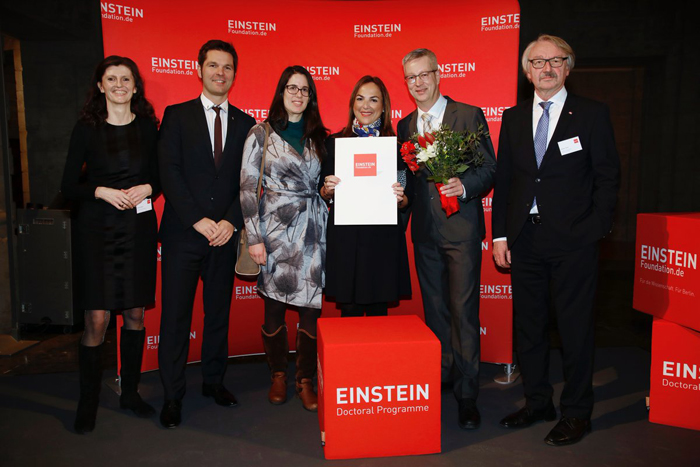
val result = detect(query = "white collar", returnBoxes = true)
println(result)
[200,94,229,113]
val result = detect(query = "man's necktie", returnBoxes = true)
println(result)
[213,106,223,168]
[534,101,552,168]
[421,113,433,135]
[532,101,552,212]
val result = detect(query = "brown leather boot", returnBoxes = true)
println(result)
[295,328,318,412]
[261,325,289,405]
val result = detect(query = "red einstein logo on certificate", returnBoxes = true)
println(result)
[354,153,377,177]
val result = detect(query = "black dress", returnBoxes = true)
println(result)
[321,133,412,305]
[61,117,160,310]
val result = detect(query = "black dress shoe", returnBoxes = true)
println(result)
[500,404,557,428]
[202,383,238,407]
[544,417,591,446]
[160,400,182,428]
[458,399,481,430]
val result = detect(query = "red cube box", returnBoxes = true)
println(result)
[634,213,700,332]
[649,318,700,431]
[317,315,441,459]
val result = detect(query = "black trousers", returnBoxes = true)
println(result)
[413,230,481,401]
[511,221,598,419]
[158,232,237,400]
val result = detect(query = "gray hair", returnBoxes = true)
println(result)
[402,48,438,71]
[521,34,575,74]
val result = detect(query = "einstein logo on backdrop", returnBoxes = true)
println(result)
[354,154,377,177]
[100,2,143,22]
[227,20,277,36]
[235,285,260,300]
[481,196,493,213]
[305,66,340,82]
[480,13,520,32]
[481,105,510,123]
[243,109,269,123]
[353,23,401,39]
[480,284,513,300]
[150,57,198,76]
[437,61,476,79]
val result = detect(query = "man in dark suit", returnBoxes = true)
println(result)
[397,48,496,430]
[157,39,255,428]
[492,35,620,445]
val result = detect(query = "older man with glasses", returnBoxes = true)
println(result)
[492,34,620,446]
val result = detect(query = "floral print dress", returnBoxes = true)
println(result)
[240,123,327,309]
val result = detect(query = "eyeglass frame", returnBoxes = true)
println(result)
[404,69,438,85]
[528,56,569,69]
[285,84,311,97]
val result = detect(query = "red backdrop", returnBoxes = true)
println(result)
[103,0,520,370]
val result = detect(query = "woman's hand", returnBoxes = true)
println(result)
[321,175,341,200]
[392,182,408,208]
[248,242,267,265]
[95,186,134,210]
[123,184,152,207]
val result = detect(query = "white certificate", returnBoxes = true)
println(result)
[334,136,397,225]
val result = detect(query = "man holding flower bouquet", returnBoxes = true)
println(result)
[397,48,496,430]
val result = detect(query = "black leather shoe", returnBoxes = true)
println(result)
[458,399,481,430]
[202,383,238,407]
[500,404,557,428]
[544,417,591,446]
[160,400,182,428]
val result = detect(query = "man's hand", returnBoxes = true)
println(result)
[209,220,235,247]
[440,177,464,198]
[193,217,218,241]
[493,241,511,268]
[248,242,267,265]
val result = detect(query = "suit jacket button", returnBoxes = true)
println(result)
[535,178,541,183]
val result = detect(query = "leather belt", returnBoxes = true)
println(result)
[527,214,542,225]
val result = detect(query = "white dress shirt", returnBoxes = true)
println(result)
[200,94,229,157]
[494,87,568,244]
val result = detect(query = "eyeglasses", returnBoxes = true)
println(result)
[285,85,310,97]
[404,70,437,85]
[528,57,568,69]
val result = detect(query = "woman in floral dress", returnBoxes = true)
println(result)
[241,66,329,411]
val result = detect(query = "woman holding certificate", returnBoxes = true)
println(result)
[320,75,412,317]
[241,66,329,411]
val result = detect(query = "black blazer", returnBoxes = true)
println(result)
[492,93,620,249]
[158,98,256,241]
[397,97,496,243]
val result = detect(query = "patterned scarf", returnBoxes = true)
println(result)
[352,117,382,137]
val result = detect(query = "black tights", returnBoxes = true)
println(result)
[339,302,388,317]
[263,297,320,336]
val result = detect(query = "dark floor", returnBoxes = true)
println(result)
[0,347,696,467]
[3,262,688,466]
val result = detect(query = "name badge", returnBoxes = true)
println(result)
[136,198,153,214]
[558,136,582,155]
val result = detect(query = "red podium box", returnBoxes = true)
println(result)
[649,318,700,431]
[317,316,441,460]
[633,213,700,331]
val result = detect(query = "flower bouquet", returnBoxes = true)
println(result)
[400,123,487,216]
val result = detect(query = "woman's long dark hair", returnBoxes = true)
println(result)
[340,75,396,137]
[79,55,158,126]
[265,66,329,161]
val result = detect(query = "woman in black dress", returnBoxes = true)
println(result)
[61,56,159,434]
[320,75,412,317]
